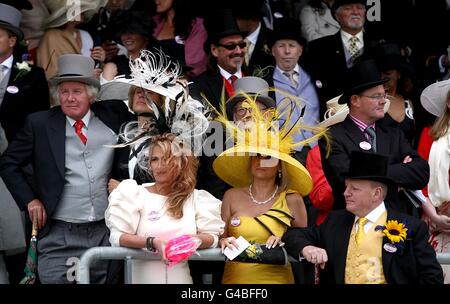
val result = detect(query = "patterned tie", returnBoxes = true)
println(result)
[283,71,298,88]
[355,217,368,246]
[0,65,5,83]
[74,120,87,145]
[364,126,376,152]
[244,38,254,66]
[348,36,360,59]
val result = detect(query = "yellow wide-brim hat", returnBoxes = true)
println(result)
[213,145,313,197]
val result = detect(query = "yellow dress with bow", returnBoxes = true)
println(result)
[222,190,295,284]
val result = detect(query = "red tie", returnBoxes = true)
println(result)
[74,120,87,145]
[229,75,238,86]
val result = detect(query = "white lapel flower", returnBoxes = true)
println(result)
[14,61,32,81]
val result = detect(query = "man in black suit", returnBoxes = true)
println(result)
[0,2,49,284]
[0,54,132,283]
[319,60,429,215]
[283,151,443,284]
[0,3,49,142]
[304,0,377,116]
[191,8,246,109]
[231,0,274,75]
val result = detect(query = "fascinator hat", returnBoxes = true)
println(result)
[212,93,328,196]
[110,49,210,160]
[420,79,450,117]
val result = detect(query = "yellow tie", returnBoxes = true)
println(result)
[355,217,368,246]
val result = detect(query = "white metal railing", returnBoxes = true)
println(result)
[76,247,450,284]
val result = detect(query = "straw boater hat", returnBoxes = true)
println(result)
[319,94,391,128]
[226,76,276,119]
[0,3,24,40]
[44,0,107,28]
[420,79,450,117]
[213,99,327,196]
[50,54,100,89]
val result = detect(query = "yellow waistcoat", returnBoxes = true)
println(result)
[345,211,387,284]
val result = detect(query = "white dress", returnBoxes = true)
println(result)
[105,179,224,284]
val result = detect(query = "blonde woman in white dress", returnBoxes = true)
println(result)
[105,133,224,283]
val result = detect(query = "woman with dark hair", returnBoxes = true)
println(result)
[152,0,208,78]
[101,9,159,81]
[374,43,417,145]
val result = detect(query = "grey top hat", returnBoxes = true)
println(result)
[226,76,276,118]
[0,3,24,40]
[50,54,100,89]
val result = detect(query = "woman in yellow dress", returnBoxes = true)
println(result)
[213,94,327,284]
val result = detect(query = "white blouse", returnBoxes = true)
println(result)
[105,179,224,283]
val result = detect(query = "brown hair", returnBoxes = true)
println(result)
[429,89,450,140]
[148,133,199,219]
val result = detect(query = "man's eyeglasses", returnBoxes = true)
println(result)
[359,93,388,101]
[235,105,268,116]
[216,41,247,50]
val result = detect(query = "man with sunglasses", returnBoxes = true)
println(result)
[319,60,429,217]
[191,8,247,110]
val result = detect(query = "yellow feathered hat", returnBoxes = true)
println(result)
[212,91,328,196]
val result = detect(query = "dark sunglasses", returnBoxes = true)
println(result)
[216,41,247,50]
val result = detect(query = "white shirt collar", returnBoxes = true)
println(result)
[341,30,364,46]
[275,63,300,77]
[246,22,261,45]
[355,201,386,227]
[218,66,242,81]
[1,55,14,70]
[66,110,92,128]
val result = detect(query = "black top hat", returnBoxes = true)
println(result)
[332,0,366,12]
[338,60,389,104]
[203,8,245,53]
[342,151,394,186]
[267,17,306,48]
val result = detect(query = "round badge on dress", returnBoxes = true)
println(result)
[315,80,323,88]
[147,211,160,221]
[359,141,372,151]
[230,216,240,227]
[383,243,397,253]
[6,86,19,94]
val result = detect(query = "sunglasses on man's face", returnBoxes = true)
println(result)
[216,41,247,50]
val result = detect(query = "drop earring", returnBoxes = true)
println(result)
[278,170,282,179]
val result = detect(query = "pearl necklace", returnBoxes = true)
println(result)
[248,184,279,205]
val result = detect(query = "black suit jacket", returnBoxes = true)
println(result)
[0,100,133,220]
[304,32,375,116]
[0,59,50,142]
[246,25,275,75]
[319,116,429,212]
[283,208,444,284]
[191,71,228,110]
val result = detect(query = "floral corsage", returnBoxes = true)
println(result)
[13,61,31,81]
[234,242,288,265]
[375,220,410,253]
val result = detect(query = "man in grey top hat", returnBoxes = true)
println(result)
[0,54,133,283]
